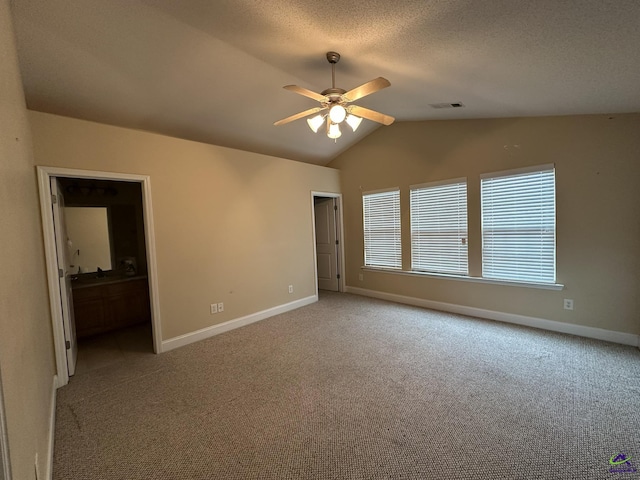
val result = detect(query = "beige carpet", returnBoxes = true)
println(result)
[54,292,640,479]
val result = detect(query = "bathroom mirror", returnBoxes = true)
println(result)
[65,207,113,273]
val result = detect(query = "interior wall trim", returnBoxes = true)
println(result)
[45,375,57,480]
[161,295,318,352]
[346,287,639,347]
[0,366,11,480]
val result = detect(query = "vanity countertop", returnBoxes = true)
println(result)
[71,274,148,289]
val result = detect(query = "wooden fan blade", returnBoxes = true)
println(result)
[342,77,391,102]
[274,106,326,126]
[348,105,395,126]
[283,85,327,102]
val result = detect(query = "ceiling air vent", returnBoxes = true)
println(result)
[429,102,465,109]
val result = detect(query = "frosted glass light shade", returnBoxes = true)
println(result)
[307,114,325,133]
[329,104,346,124]
[328,122,342,139]
[346,114,363,132]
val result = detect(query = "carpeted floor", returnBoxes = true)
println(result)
[54,292,640,479]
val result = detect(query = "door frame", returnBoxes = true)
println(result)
[49,178,78,376]
[0,365,10,480]
[37,166,163,388]
[311,192,345,294]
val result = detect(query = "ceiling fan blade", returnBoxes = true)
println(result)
[283,85,327,102]
[349,105,395,126]
[342,77,391,102]
[274,106,327,126]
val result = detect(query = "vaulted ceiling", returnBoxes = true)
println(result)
[10,0,640,165]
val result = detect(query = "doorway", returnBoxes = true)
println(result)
[58,178,153,376]
[312,192,345,294]
[37,167,162,388]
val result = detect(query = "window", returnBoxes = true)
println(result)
[362,189,401,268]
[481,165,556,283]
[410,179,468,275]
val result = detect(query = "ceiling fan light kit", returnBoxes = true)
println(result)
[329,104,346,123]
[328,122,342,139]
[306,114,325,133]
[345,114,363,131]
[275,51,395,141]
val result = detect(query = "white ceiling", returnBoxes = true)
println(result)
[10,0,640,166]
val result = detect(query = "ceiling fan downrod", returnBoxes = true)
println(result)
[321,52,346,100]
[327,51,340,89]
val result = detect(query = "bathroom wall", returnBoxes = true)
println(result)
[59,178,148,275]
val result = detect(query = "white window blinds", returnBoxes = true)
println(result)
[481,165,556,283]
[410,179,468,275]
[363,189,401,268]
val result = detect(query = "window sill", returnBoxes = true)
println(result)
[360,267,564,291]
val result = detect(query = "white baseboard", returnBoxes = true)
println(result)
[161,295,318,352]
[346,286,640,347]
[45,375,57,480]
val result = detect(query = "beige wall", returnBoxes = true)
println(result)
[0,1,57,478]
[329,114,640,335]
[28,111,341,340]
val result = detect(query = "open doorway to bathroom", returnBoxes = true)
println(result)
[56,178,154,376]
[38,166,162,388]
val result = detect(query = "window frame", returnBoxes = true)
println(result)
[480,164,556,284]
[362,188,402,269]
[409,178,469,276]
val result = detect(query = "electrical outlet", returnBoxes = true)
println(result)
[563,299,574,310]
[288,285,293,294]
[358,273,364,281]
[210,303,218,314]
[217,302,224,312]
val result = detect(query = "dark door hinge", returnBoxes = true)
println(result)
[65,340,71,350]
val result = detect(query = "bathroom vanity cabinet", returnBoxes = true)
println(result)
[72,276,151,338]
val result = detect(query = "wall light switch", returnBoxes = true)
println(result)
[217,302,224,312]
[210,303,218,314]
[288,285,294,294]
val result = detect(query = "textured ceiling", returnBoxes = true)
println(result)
[10,0,640,165]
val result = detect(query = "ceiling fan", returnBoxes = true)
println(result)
[274,52,395,140]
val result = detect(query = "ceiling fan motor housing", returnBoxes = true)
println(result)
[321,87,347,106]
[326,51,340,64]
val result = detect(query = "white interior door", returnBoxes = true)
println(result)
[50,178,78,376]
[315,198,339,292]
